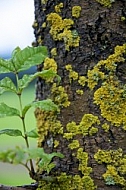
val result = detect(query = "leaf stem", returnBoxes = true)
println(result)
[15,73,35,175]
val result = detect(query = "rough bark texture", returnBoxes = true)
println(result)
[33,0,126,189]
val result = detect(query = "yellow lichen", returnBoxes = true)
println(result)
[37,36,43,45]
[79,114,100,136]
[41,0,48,4]
[63,132,73,140]
[72,6,82,18]
[63,114,100,139]
[95,0,115,7]
[121,16,126,21]
[65,64,72,71]
[68,140,80,150]
[35,109,63,146]
[43,57,57,72]
[87,67,105,90]
[37,173,96,190]
[77,148,93,175]
[54,140,59,148]
[51,83,70,107]
[76,89,84,95]
[89,127,98,135]
[102,123,110,132]
[103,165,125,186]
[94,148,126,187]
[94,79,126,126]
[65,64,79,82]
[55,3,63,13]
[92,44,126,127]
[51,48,57,57]
[46,7,80,51]
[78,76,87,86]
[42,22,46,28]
[32,20,38,28]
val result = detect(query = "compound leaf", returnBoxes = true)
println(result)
[25,128,38,138]
[0,147,25,164]
[22,99,59,117]
[0,58,15,74]
[12,46,48,72]
[31,99,59,112]
[18,70,60,92]
[0,129,22,137]
[0,77,17,95]
[0,103,20,117]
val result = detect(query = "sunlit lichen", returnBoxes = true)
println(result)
[79,114,100,136]
[121,16,126,21]
[102,123,110,132]
[78,76,87,86]
[37,172,96,190]
[65,64,79,82]
[51,48,57,57]
[68,140,80,150]
[72,6,82,18]
[63,114,100,139]
[37,36,43,45]
[94,148,126,187]
[76,89,84,95]
[55,3,63,13]
[51,83,70,107]
[35,109,63,146]
[103,165,125,186]
[42,22,46,28]
[43,57,57,73]
[95,0,115,7]
[77,148,93,176]
[32,20,38,28]
[87,67,105,90]
[46,7,80,51]
[41,0,48,4]
[54,140,59,148]
[93,44,126,126]
[89,127,98,135]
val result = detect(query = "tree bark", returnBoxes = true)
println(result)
[33,0,126,189]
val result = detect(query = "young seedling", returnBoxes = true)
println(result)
[0,46,64,180]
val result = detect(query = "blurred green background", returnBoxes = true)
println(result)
[0,83,37,186]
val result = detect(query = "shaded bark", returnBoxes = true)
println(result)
[33,0,126,189]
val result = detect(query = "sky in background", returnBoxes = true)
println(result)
[0,0,35,59]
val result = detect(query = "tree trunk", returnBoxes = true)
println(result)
[33,0,126,189]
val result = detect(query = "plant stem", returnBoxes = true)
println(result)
[15,73,35,175]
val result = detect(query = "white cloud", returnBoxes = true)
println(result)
[0,0,35,58]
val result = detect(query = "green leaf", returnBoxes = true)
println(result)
[0,103,20,117]
[37,70,61,83]
[0,129,22,136]
[31,99,59,112]
[0,58,15,74]
[18,70,60,92]
[22,99,59,117]
[25,128,38,138]
[18,74,34,93]
[22,103,32,117]
[38,151,64,172]
[0,147,26,164]
[0,77,17,95]
[26,148,64,160]
[26,148,45,159]
[12,46,48,72]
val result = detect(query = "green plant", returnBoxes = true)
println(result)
[0,46,64,180]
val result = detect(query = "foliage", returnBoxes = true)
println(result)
[0,46,64,180]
